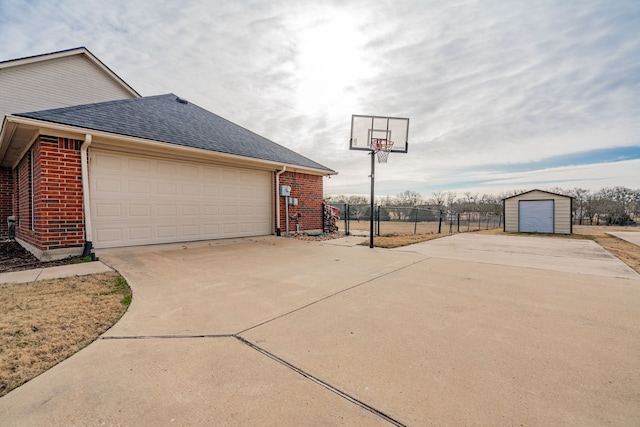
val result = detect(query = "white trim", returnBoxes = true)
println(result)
[81,134,93,243]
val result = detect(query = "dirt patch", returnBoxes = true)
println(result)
[360,232,445,248]
[0,272,131,397]
[589,233,640,273]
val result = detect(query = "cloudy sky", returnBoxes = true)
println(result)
[1,0,639,198]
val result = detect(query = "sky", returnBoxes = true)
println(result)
[1,0,639,199]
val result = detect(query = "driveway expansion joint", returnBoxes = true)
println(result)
[100,334,235,340]
[235,336,407,427]
[99,333,407,425]
[237,257,431,336]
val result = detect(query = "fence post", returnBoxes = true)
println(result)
[376,205,381,236]
[457,213,460,232]
[321,203,325,234]
[345,204,350,236]
[414,207,419,234]
[438,211,443,233]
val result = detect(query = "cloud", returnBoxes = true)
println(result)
[1,0,638,198]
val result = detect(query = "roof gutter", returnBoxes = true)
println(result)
[80,134,95,259]
[275,166,287,236]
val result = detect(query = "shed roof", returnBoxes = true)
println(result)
[13,94,334,173]
[502,189,574,201]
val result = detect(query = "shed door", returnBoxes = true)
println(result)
[519,200,554,233]
[90,150,272,248]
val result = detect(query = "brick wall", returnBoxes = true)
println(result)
[14,136,85,251]
[276,171,324,232]
[15,150,34,245]
[0,167,12,238]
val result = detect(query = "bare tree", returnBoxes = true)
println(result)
[395,190,423,207]
[569,188,590,225]
[445,191,458,212]
[429,191,446,211]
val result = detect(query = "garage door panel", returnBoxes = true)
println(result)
[157,183,177,194]
[182,205,199,216]
[128,158,151,172]
[95,203,122,218]
[95,177,122,193]
[90,150,272,248]
[128,227,152,241]
[96,228,122,243]
[157,204,177,217]
[128,180,150,194]
[520,200,554,233]
[129,205,151,217]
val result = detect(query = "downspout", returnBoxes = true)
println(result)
[275,166,286,236]
[81,134,95,259]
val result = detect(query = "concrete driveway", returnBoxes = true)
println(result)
[1,234,639,426]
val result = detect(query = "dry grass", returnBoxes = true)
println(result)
[361,232,445,248]
[573,226,640,273]
[0,272,131,397]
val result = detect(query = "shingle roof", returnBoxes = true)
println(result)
[15,94,334,173]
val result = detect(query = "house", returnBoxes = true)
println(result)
[1,47,141,244]
[503,189,573,234]
[0,48,336,260]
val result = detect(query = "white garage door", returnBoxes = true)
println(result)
[519,200,554,233]
[90,150,272,248]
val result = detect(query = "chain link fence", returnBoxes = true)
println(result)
[324,204,502,235]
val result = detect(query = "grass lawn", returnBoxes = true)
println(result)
[0,272,131,397]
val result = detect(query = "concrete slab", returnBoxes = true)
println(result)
[396,233,639,279]
[609,231,640,247]
[242,257,640,425]
[0,268,41,284]
[98,237,425,336]
[0,338,386,426]
[2,235,639,425]
[0,261,112,284]
[36,261,113,280]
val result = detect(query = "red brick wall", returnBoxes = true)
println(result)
[275,171,324,233]
[0,167,12,238]
[14,136,85,251]
[15,150,34,245]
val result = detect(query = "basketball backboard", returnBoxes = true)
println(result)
[349,115,409,153]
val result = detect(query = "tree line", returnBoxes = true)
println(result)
[326,186,640,225]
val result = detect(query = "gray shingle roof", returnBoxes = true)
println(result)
[15,94,334,173]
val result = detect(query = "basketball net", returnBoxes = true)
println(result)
[370,138,394,163]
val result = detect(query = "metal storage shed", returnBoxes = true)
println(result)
[503,190,573,234]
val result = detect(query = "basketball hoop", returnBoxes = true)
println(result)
[369,138,394,163]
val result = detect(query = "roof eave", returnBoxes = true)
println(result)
[1,116,336,176]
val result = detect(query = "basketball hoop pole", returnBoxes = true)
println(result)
[369,151,375,248]
[349,114,410,248]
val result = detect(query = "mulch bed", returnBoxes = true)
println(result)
[0,240,85,273]
[286,231,346,241]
